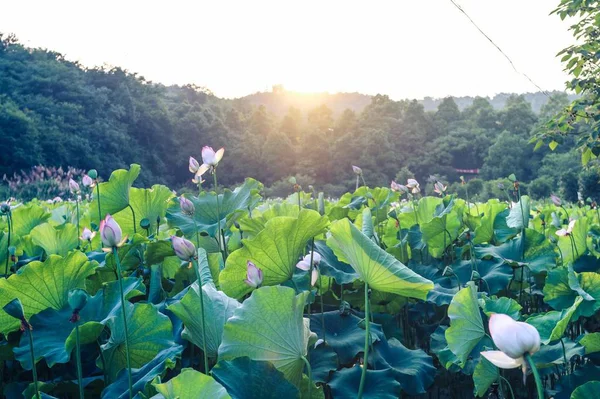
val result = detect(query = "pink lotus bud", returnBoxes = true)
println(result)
[434,182,447,196]
[171,235,197,261]
[80,227,96,241]
[244,261,263,288]
[100,214,123,248]
[550,194,562,207]
[82,175,93,187]
[189,157,200,173]
[69,179,80,193]
[201,146,225,167]
[352,165,362,175]
[179,196,195,215]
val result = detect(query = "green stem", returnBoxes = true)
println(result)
[28,328,40,399]
[319,274,325,342]
[355,175,359,191]
[213,171,224,260]
[498,375,515,399]
[113,247,133,399]
[75,324,84,399]
[75,199,80,248]
[96,184,102,225]
[192,258,210,374]
[524,352,544,399]
[128,204,137,234]
[4,213,11,277]
[360,174,366,188]
[560,338,568,371]
[357,282,370,399]
[301,356,312,399]
[307,239,315,319]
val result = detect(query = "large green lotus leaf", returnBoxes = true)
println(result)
[474,200,507,245]
[152,368,230,399]
[212,357,300,399]
[90,164,141,225]
[493,208,519,243]
[30,223,79,256]
[218,286,311,387]
[309,343,338,383]
[473,356,499,397]
[13,277,145,369]
[532,340,584,368]
[526,296,582,344]
[579,332,600,354]
[558,217,588,264]
[0,231,22,268]
[238,202,300,237]
[445,282,485,368]
[219,210,329,299]
[452,258,513,295]
[168,282,239,358]
[314,240,358,285]
[368,338,435,395]
[475,228,557,274]
[571,381,600,399]
[166,178,262,238]
[0,252,96,334]
[101,302,175,381]
[327,218,433,300]
[11,204,50,237]
[103,234,149,272]
[328,366,402,399]
[309,312,384,365]
[101,345,181,399]
[543,267,600,318]
[421,206,463,258]
[415,196,444,226]
[113,185,173,236]
[506,196,530,229]
[480,296,522,320]
[555,364,600,399]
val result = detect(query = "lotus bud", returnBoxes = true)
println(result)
[352,165,362,175]
[82,175,93,187]
[3,298,30,331]
[244,261,263,288]
[140,218,151,230]
[442,266,455,277]
[550,194,562,207]
[390,180,403,192]
[171,235,197,261]
[189,157,200,173]
[80,227,96,241]
[69,178,80,193]
[434,181,447,196]
[179,196,195,215]
[201,146,225,167]
[87,169,98,179]
[100,214,123,248]
[68,289,89,323]
[0,202,10,214]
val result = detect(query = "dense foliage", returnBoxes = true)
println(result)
[0,163,599,398]
[0,33,592,201]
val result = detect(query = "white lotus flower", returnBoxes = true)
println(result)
[406,179,420,194]
[352,165,362,175]
[556,219,576,237]
[202,146,224,167]
[481,313,540,370]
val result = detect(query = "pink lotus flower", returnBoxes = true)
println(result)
[406,179,420,194]
[80,227,96,241]
[171,235,197,261]
[550,194,562,207]
[390,180,408,193]
[82,175,93,187]
[69,179,80,193]
[179,196,195,215]
[296,252,321,286]
[244,261,263,288]
[352,165,362,175]
[480,313,540,370]
[556,219,576,237]
[100,214,125,248]
[433,182,447,196]
[202,146,224,167]
[189,157,200,174]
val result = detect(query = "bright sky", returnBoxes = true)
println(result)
[0,0,573,100]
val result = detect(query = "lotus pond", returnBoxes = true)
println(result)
[1,162,599,399]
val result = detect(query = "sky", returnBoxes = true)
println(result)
[0,0,574,100]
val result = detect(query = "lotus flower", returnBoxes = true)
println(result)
[550,194,562,207]
[171,235,197,261]
[202,146,224,167]
[179,196,195,215]
[244,261,263,288]
[100,214,125,248]
[82,175,93,187]
[352,165,362,175]
[189,157,200,173]
[80,227,96,241]
[480,313,540,370]
[406,179,420,194]
[296,252,321,286]
[390,180,408,193]
[69,178,80,193]
[433,181,447,196]
[556,219,576,237]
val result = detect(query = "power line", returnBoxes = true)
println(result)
[448,0,552,98]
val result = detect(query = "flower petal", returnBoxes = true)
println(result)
[481,351,523,369]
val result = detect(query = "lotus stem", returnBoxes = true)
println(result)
[192,258,210,374]
[319,274,325,342]
[301,355,312,399]
[75,198,81,248]
[355,175,359,191]
[498,374,515,399]
[26,326,40,399]
[127,204,137,234]
[4,212,12,277]
[96,183,102,227]
[357,282,370,399]
[213,171,224,260]
[75,323,84,399]
[524,352,544,399]
[113,247,133,399]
